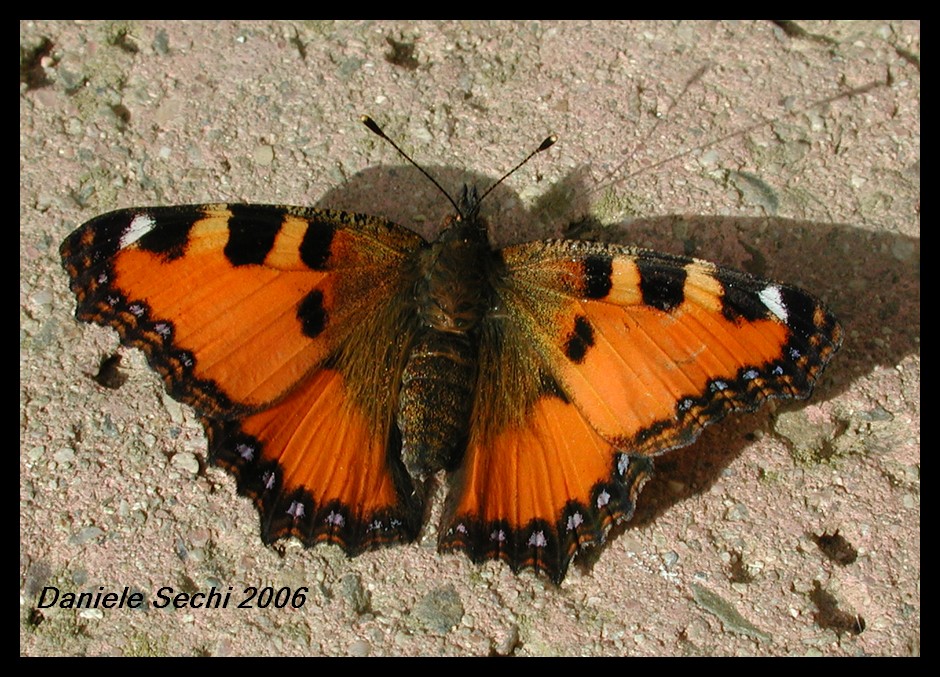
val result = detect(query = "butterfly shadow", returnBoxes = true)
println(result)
[316,163,919,571]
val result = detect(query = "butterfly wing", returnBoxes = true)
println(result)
[441,239,842,582]
[61,204,427,552]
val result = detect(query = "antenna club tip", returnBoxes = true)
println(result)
[539,135,558,152]
[361,115,384,137]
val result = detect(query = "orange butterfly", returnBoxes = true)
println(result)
[60,120,842,583]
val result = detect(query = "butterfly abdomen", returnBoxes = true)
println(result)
[398,330,477,479]
[397,224,494,481]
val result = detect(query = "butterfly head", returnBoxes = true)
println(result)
[456,184,482,223]
[438,184,488,244]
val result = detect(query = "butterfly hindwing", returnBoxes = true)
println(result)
[61,203,428,552]
[205,366,423,552]
[441,239,842,582]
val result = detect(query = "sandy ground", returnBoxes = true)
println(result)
[20,20,919,656]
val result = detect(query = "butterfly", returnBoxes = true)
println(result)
[60,118,842,583]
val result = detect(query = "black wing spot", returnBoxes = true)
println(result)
[224,205,284,266]
[136,213,194,261]
[582,255,613,299]
[637,259,686,311]
[297,289,328,338]
[300,220,336,270]
[564,315,595,363]
[715,269,766,322]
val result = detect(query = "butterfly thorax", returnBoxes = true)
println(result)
[396,210,494,482]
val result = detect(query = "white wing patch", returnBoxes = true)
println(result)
[119,213,157,250]
[758,285,788,323]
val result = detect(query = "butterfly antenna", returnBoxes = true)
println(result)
[361,115,463,216]
[477,134,558,204]
[362,115,557,218]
